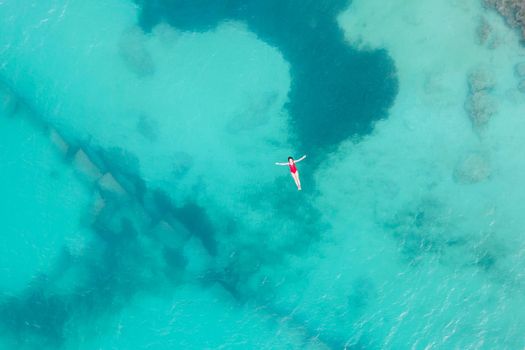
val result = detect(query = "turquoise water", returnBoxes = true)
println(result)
[1,0,525,349]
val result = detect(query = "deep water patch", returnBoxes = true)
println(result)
[135,0,398,154]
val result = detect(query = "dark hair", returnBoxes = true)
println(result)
[288,156,294,161]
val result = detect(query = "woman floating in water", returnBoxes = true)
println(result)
[275,155,306,190]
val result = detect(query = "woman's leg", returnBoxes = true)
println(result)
[291,172,301,190]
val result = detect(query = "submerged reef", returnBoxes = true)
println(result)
[453,152,491,184]
[485,0,525,41]
[384,196,503,275]
[467,68,495,93]
[464,67,497,129]
[476,17,492,45]
[475,16,502,49]
[384,197,463,266]
[464,89,496,127]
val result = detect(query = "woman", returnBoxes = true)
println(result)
[275,155,307,190]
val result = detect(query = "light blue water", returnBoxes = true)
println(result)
[1,0,525,349]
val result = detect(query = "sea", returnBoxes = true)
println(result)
[1,0,525,349]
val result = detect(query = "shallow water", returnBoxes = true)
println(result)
[1,0,525,349]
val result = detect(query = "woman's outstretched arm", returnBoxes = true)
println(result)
[275,162,288,165]
[294,155,307,163]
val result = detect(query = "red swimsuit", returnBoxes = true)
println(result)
[289,162,297,174]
